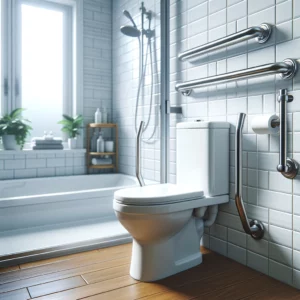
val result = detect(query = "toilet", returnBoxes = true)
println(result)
[113,121,230,282]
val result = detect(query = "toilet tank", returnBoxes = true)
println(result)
[176,121,230,197]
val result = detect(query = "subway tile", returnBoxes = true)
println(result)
[294,250,300,270]
[208,0,226,14]
[247,250,269,275]
[228,243,246,265]
[269,225,292,247]
[269,242,292,266]
[227,228,247,248]
[269,171,292,193]
[263,94,276,113]
[258,189,292,213]
[269,259,293,285]
[208,100,226,116]
[26,159,46,169]
[210,236,227,256]
[276,21,293,43]
[294,215,300,232]
[247,235,268,256]
[209,9,226,29]
[294,231,300,252]
[269,209,292,229]
[4,160,25,170]
[293,269,300,289]
[227,1,247,22]
[209,224,227,240]
[248,95,263,114]
[248,0,275,14]
[15,169,37,179]
[294,18,300,39]
[276,0,292,24]
[258,170,269,189]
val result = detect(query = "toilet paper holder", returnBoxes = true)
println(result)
[273,89,299,179]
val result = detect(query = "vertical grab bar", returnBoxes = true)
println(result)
[136,121,145,187]
[235,113,264,240]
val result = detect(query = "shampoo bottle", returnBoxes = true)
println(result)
[95,108,102,124]
[96,132,105,153]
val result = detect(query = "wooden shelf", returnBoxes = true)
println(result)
[88,164,115,169]
[88,123,117,128]
[89,152,116,156]
[86,123,118,173]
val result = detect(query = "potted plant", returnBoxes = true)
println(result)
[58,114,83,149]
[0,108,32,150]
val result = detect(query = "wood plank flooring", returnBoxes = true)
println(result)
[0,243,299,299]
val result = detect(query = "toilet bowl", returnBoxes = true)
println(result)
[114,121,230,281]
[114,183,228,281]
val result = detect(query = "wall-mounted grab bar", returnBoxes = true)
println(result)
[235,113,264,240]
[175,59,298,96]
[136,121,145,187]
[178,24,272,61]
[277,89,299,179]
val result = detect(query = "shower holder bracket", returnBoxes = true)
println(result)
[165,101,182,114]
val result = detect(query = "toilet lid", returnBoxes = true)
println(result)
[114,183,204,205]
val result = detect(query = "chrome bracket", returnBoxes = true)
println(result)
[166,100,182,114]
[277,89,299,179]
[280,59,298,80]
[256,23,272,44]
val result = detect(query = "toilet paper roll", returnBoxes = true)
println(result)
[251,114,279,135]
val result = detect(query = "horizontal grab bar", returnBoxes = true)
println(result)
[178,23,272,61]
[175,58,298,96]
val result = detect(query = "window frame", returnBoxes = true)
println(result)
[0,0,83,146]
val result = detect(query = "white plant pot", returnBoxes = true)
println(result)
[68,138,77,149]
[2,135,21,150]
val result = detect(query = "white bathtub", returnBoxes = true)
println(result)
[0,174,147,266]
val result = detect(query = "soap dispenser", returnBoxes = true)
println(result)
[95,108,102,124]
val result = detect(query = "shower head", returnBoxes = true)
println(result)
[123,10,137,28]
[120,25,141,37]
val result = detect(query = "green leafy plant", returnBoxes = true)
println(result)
[58,114,83,138]
[0,108,32,149]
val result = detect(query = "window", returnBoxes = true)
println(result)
[1,0,74,140]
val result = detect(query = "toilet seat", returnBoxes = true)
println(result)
[113,183,228,215]
[114,183,204,205]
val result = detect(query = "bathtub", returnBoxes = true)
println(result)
[0,174,149,266]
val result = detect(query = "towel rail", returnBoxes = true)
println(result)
[178,23,272,61]
[175,58,298,96]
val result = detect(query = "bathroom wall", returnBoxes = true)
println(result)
[112,0,161,182]
[169,0,300,289]
[0,0,112,180]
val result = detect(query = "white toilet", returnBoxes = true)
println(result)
[113,121,230,282]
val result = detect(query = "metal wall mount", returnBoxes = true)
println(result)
[235,113,264,240]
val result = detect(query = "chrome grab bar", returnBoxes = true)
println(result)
[235,113,264,240]
[179,24,272,61]
[175,59,298,96]
[277,89,299,179]
[136,121,145,187]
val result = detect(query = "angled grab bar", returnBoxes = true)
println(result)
[136,121,145,187]
[179,23,272,61]
[235,113,264,240]
[175,58,298,96]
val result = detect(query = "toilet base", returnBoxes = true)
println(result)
[130,217,204,282]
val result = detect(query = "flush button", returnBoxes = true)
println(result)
[195,119,202,122]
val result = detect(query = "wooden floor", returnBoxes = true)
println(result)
[0,243,299,300]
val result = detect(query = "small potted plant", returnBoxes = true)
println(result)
[0,108,32,150]
[58,114,83,149]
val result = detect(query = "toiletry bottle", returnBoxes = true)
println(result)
[91,130,98,152]
[96,132,105,153]
[102,106,108,123]
[95,108,102,124]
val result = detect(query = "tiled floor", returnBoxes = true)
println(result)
[0,243,299,299]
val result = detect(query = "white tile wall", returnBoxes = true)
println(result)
[165,0,300,289]
[0,151,86,180]
[112,0,160,181]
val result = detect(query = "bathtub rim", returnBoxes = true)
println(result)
[0,173,146,208]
